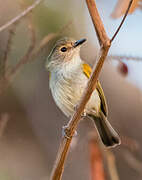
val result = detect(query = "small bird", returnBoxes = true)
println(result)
[46,37,121,148]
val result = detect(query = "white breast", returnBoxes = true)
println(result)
[49,58,101,117]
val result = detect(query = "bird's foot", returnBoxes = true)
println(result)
[62,125,77,139]
[81,111,87,118]
[74,105,87,119]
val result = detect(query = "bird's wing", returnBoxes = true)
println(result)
[82,63,108,116]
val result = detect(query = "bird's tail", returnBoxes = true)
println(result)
[88,112,121,148]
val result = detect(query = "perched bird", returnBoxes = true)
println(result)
[46,37,120,148]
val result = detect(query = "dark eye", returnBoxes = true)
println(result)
[61,47,67,52]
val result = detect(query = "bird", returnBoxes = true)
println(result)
[45,37,121,148]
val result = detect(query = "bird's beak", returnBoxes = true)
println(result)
[73,38,87,48]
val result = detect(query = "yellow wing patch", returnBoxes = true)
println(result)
[82,63,92,78]
[82,63,108,116]
[96,81,108,116]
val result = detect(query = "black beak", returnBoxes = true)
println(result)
[73,38,87,48]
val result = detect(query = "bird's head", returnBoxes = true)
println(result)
[46,37,86,70]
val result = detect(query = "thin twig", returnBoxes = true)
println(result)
[104,150,119,180]
[51,2,107,180]
[86,0,109,46]
[3,26,16,66]
[22,20,73,63]
[29,33,57,61]
[111,0,133,42]
[6,13,36,79]
[0,0,42,33]
[0,0,43,96]
[108,55,142,62]
[58,20,73,35]
[19,0,36,52]
[50,0,132,179]
[120,149,142,176]
[6,20,73,77]
[4,17,73,80]
[1,25,16,77]
[28,17,36,48]
[50,1,110,179]
[21,12,36,64]
[6,33,56,80]
[0,21,72,94]
[121,135,140,152]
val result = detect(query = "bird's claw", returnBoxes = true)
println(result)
[74,105,87,118]
[62,125,77,139]
[81,111,87,118]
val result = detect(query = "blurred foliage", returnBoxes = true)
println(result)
[34,5,68,36]
[0,171,14,180]
[18,0,71,37]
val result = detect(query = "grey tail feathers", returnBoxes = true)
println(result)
[88,112,121,148]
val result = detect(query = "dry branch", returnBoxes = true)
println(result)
[29,33,57,61]
[121,135,140,152]
[111,0,133,42]
[29,21,73,62]
[0,5,37,89]
[6,20,73,79]
[0,0,42,33]
[0,21,71,95]
[50,1,110,179]
[0,0,42,95]
[120,149,142,176]
[111,0,137,18]
[50,0,133,180]
[86,0,109,46]
[105,150,119,180]
[4,18,72,79]
[5,33,56,80]
[0,32,52,95]
[20,0,37,56]
[2,25,17,77]
[108,55,142,62]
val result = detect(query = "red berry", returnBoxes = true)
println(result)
[118,62,128,76]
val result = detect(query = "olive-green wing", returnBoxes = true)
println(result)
[82,63,108,116]
[96,80,108,116]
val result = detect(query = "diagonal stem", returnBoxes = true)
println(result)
[86,0,110,46]
[50,0,110,179]
[0,0,42,33]
[49,0,133,179]
[111,0,133,42]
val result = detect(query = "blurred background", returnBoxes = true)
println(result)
[0,0,142,179]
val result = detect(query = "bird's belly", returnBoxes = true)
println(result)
[50,74,100,117]
[50,79,76,117]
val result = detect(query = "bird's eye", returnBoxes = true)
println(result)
[61,47,67,52]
